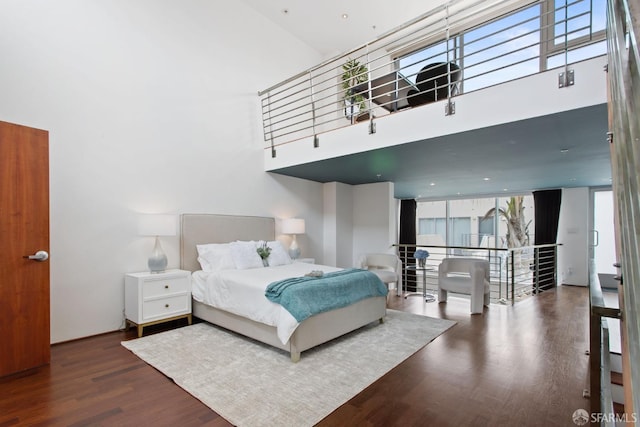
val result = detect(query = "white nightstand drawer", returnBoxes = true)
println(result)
[143,276,190,298]
[142,294,190,321]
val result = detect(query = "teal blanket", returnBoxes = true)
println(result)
[265,268,388,322]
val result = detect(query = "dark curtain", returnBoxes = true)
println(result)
[399,199,417,292]
[533,189,562,291]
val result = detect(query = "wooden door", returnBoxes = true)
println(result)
[0,120,50,377]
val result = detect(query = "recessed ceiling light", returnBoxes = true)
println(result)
[569,178,577,181]
[560,148,569,153]
[341,13,348,19]
[483,177,490,181]
[503,188,508,191]
[430,182,435,186]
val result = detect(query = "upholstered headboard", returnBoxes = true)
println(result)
[180,214,276,272]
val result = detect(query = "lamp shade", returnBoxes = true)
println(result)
[138,214,177,236]
[281,218,305,235]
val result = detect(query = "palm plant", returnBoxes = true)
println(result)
[341,58,368,120]
[483,196,531,248]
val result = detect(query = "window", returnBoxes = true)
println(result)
[478,216,495,246]
[463,4,542,91]
[417,195,534,249]
[551,0,606,47]
[398,39,460,85]
[394,0,605,96]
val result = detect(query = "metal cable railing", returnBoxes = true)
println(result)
[259,0,606,152]
[394,242,560,305]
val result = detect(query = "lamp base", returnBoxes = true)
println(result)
[289,235,301,260]
[148,236,168,273]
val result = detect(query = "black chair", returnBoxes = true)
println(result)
[407,62,461,108]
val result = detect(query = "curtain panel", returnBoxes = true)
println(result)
[399,199,417,292]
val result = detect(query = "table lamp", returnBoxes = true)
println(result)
[281,218,305,260]
[138,214,177,273]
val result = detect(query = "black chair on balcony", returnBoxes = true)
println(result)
[407,62,461,108]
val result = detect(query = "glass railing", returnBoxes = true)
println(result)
[259,0,606,153]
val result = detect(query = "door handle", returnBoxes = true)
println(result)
[24,250,49,262]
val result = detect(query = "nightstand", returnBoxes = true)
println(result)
[295,258,315,264]
[125,269,192,337]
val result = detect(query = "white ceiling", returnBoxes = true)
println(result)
[241,0,446,57]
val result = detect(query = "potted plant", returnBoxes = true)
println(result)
[341,58,369,122]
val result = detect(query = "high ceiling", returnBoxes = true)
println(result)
[243,1,612,199]
[242,0,447,57]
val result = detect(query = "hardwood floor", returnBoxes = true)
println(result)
[0,286,590,426]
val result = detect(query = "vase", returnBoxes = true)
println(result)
[418,258,426,268]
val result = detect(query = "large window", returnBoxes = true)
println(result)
[417,195,534,249]
[396,0,606,95]
[463,4,542,91]
[478,216,495,246]
[419,217,470,246]
[398,39,459,85]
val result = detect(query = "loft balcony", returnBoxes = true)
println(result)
[258,0,610,198]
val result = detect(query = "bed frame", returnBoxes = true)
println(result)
[180,213,387,362]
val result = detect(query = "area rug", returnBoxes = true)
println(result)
[121,309,455,427]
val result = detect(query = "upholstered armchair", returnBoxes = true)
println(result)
[407,62,461,107]
[438,258,490,314]
[360,253,403,298]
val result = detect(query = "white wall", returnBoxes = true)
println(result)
[557,187,590,286]
[322,182,353,268]
[0,0,324,343]
[352,182,397,262]
[323,181,396,268]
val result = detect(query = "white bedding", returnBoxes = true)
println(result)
[191,263,341,344]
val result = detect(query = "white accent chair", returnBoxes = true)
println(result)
[360,253,403,298]
[438,258,490,314]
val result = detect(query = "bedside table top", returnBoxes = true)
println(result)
[126,269,191,278]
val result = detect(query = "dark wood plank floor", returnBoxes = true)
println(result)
[0,285,590,426]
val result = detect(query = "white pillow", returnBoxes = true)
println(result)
[196,243,236,272]
[230,241,264,269]
[266,240,292,266]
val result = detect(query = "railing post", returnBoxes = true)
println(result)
[590,308,602,416]
[365,47,373,119]
[308,71,317,139]
[265,92,276,158]
[553,244,558,288]
[535,246,540,295]
[510,250,515,305]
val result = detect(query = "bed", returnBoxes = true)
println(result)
[180,214,387,362]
